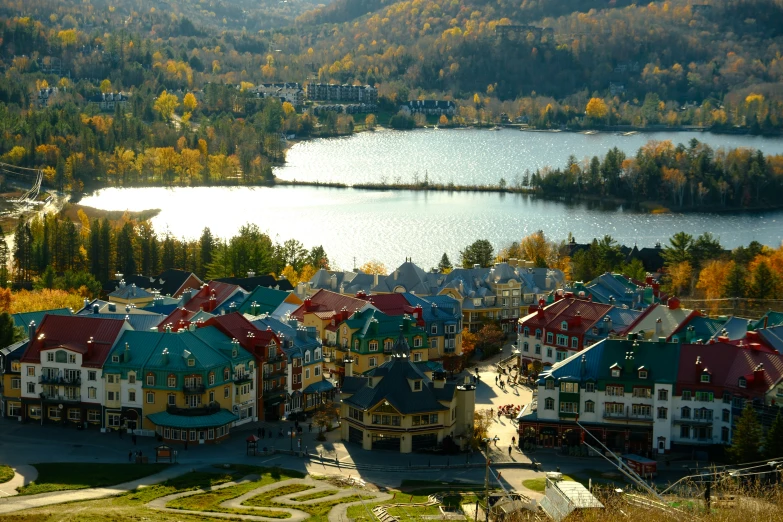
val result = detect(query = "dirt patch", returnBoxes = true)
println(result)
[59,203,161,223]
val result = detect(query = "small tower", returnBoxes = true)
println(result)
[456,375,477,450]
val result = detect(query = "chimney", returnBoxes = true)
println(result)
[83,298,89,309]
[686,325,695,343]
[304,297,312,311]
[654,317,662,338]
[161,348,169,365]
[189,322,196,332]
[330,275,337,290]
[344,354,353,377]
[580,354,586,377]
[93,304,99,314]
[753,363,765,384]
[131,284,136,297]
[28,320,36,341]
[473,264,480,269]
[433,371,446,389]
[573,311,582,326]
[603,315,613,333]
[667,296,680,310]
[108,302,116,312]
[119,279,126,288]
[124,342,131,362]
[125,304,131,313]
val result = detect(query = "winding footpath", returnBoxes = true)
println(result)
[0,465,37,497]
[148,475,392,521]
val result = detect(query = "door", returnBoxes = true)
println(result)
[657,437,666,454]
[199,430,206,442]
[412,433,438,451]
[371,434,401,451]
[348,426,363,445]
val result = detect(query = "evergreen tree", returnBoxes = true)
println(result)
[729,403,762,463]
[162,235,176,270]
[0,312,17,348]
[459,239,494,268]
[723,262,747,298]
[748,260,778,299]
[0,225,10,287]
[438,252,453,273]
[199,227,214,278]
[13,217,33,283]
[306,245,329,269]
[764,411,783,459]
[662,231,694,266]
[89,219,101,280]
[116,222,136,276]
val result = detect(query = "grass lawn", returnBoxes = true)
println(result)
[244,483,375,522]
[521,475,578,493]
[0,464,14,484]
[290,488,339,501]
[118,471,237,505]
[18,463,170,496]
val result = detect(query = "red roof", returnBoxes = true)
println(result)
[364,293,415,317]
[20,315,125,368]
[290,289,368,321]
[520,298,612,337]
[203,313,279,359]
[183,281,242,313]
[158,308,199,332]
[676,342,783,396]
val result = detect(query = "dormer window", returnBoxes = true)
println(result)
[305,352,311,363]
[738,377,747,389]
[700,372,710,383]
[561,321,568,331]
[232,349,238,358]
[187,359,195,367]
[413,380,421,391]
[611,368,620,378]
[638,368,648,379]
[112,355,119,363]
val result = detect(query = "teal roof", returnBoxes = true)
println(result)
[235,286,291,315]
[146,408,238,428]
[345,309,425,340]
[754,311,783,330]
[104,330,164,372]
[541,337,681,387]
[12,308,72,329]
[303,379,335,394]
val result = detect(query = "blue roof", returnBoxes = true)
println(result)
[82,313,165,331]
[12,308,72,329]
[146,408,238,428]
[401,293,461,323]
[303,379,335,394]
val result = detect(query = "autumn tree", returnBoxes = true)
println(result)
[359,259,386,275]
[520,231,551,267]
[475,323,506,359]
[665,261,692,295]
[183,92,198,112]
[365,113,376,130]
[585,98,608,122]
[461,327,477,359]
[153,90,179,121]
[470,409,493,449]
[696,260,733,314]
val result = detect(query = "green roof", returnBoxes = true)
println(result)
[236,286,290,315]
[12,308,72,329]
[345,309,425,340]
[146,409,238,428]
[754,311,783,330]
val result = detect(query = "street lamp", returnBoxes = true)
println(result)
[479,436,499,522]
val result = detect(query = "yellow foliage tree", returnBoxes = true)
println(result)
[11,289,84,314]
[153,90,179,121]
[667,261,693,295]
[359,260,387,275]
[438,114,448,126]
[100,79,112,93]
[365,113,376,129]
[57,29,77,47]
[585,97,609,120]
[280,265,300,286]
[183,92,198,112]
[282,101,296,116]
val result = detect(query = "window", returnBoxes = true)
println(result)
[681,406,691,418]
[605,403,624,415]
[8,403,20,417]
[11,361,20,372]
[305,368,310,379]
[680,425,690,439]
[369,341,378,352]
[111,355,119,363]
[523,342,529,353]
[639,370,648,379]
[107,374,116,384]
[29,406,41,418]
[413,337,422,348]
[545,379,554,390]
[632,387,652,398]
[369,357,377,367]
[738,377,747,388]
[657,407,668,419]
[27,366,35,376]
[611,368,620,378]
[27,382,35,393]
[544,398,554,410]
[69,354,76,364]
[128,373,135,384]
[314,366,321,376]
[11,377,20,389]
[523,327,530,336]
[224,368,230,381]
[722,409,730,422]
[535,329,541,339]
[546,332,553,344]
[88,387,96,399]
[721,426,730,442]
[559,402,578,413]
[431,325,437,334]
[546,348,552,358]
[556,334,568,347]
[723,392,731,404]
[107,391,116,401]
[49,407,61,419]
[700,373,711,383]
[224,386,230,399]
[560,382,578,393]
[585,382,595,393]
[571,337,578,349]
[682,390,692,401]
[87,410,100,422]
[606,385,624,397]
[584,400,595,413]
[47,353,54,362]
[168,393,176,406]
[413,353,421,362]
[349,407,364,421]
[209,391,215,403]
[129,391,136,402]
[632,404,651,417]
[146,374,155,386]
[695,391,713,402]
[146,392,154,404]
[560,321,568,331]
[68,409,80,421]
[305,352,311,363]
[107,413,120,427]
[167,375,176,387]
[658,389,668,401]
[535,345,541,355]
[430,338,438,349]
[372,414,401,426]
[413,380,422,391]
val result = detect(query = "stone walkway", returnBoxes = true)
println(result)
[0,465,190,515]
[149,475,392,522]
[0,465,37,497]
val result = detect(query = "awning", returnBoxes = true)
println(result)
[303,380,335,394]
[146,408,238,429]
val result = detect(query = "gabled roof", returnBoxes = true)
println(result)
[82,313,165,332]
[371,260,439,295]
[232,286,296,316]
[290,289,372,321]
[250,315,320,358]
[78,299,163,316]
[182,281,246,313]
[214,275,293,292]
[624,303,695,340]
[203,313,279,357]
[754,311,783,330]
[342,309,423,339]
[757,326,783,353]
[20,315,126,367]
[342,339,453,414]
[1,340,29,372]
[362,293,415,317]
[139,326,252,370]
[520,298,612,335]
[402,293,461,323]
[12,308,73,329]
[158,308,215,332]
[102,270,202,298]
[108,284,155,300]
[307,269,376,294]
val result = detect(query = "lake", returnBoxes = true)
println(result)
[275,128,783,186]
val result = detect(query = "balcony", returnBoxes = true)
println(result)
[602,411,653,422]
[40,392,80,402]
[183,384,205,394]
[233,372,252,384]
[166,403,220,416]
[266,353,285,363]
[673,415,713,425]
[39,375,81,386]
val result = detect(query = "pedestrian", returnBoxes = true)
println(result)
[508,445,512,456]
[298,439,302,450]
[132,434,137,445]
[128,450,133,462]
[305,445,308,455]
[261,427,266,438]
[139,450,143,458]
[497,410,501,420]
[495,375,499,385]
[489,407,493,417]
[309,423,312,433]
[511,436,516,446]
